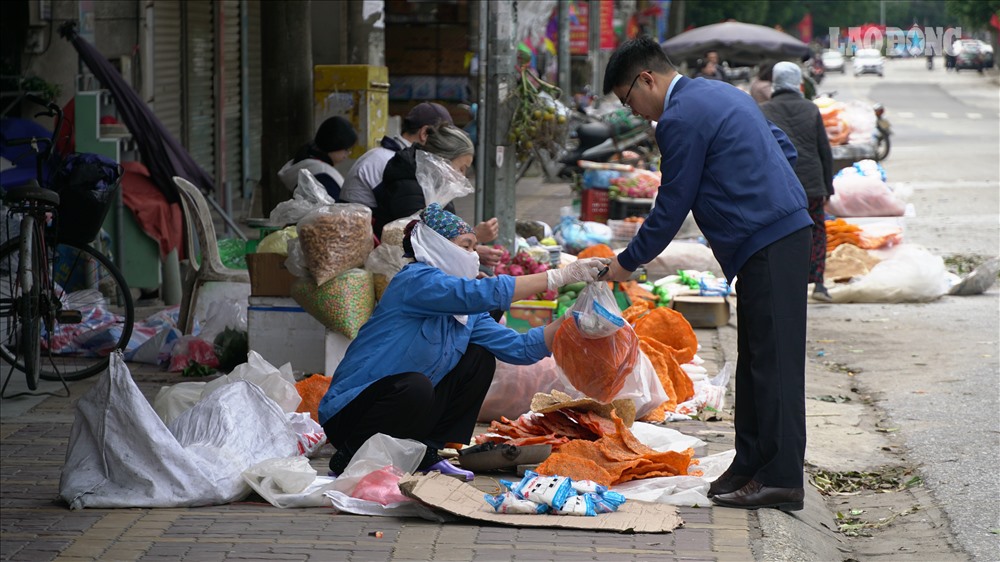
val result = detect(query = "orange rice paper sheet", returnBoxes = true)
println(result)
[551,318,640,403]
[633,307,697,364]
[640,337,695,403]
[637,341,678,422]
[618,448,696,483]
[545,439,647,484]
[622,302,653,325]
[537,454,615,487]
[295,374,333,423]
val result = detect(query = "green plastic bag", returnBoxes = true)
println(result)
[218,238,249,270]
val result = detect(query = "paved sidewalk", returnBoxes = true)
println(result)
[1,177,846,561]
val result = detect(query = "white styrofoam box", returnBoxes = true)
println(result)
[324,331,353,377]
[248,297,326,374]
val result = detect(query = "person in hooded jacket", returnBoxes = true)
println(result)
[277,116,357,200]
[318,203,610,479]
[759,62,835,301]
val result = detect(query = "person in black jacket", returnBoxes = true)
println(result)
[759,62,835,301]
[374,124,502,267]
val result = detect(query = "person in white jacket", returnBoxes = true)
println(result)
[277,116,357,199]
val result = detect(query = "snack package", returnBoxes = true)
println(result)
[484,492,550,514]
[551,494,597,516]
[571,480,608,495]
[586,491,626,514]
[510,471,575,510]
[296,204,374,286]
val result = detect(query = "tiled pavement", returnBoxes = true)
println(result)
[1,326,757,562]
[2,178,761,561]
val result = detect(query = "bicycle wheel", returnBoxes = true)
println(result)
[15,217,42,389]
[0,237,134,382]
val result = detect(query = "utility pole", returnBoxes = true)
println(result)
[589,0,601,94]
[260,0,313,216]
[481,1,517,250]
[558,0,571,103]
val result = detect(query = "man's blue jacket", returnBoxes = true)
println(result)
[617,76,813,281]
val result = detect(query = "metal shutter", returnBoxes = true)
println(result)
[152,0,182,141]
[184,0,215,180]
[246,0,262,192]
[222,0,242,197]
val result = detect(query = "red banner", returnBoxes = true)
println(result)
[569,1,616,56]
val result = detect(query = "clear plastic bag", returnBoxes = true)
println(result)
[364,244,408,300]
[330,433,426,497]
[552,315,640,404]
[350,466,411,506]
[571,282,625,339]
[257,226,298,256]
[554,215,612,254]
[415,149,474,208]
[269,169,336,226]
[296,204,374,286]
[477,356,583,423]
[828,245,949,303]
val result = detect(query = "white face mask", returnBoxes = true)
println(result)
[411,222,480,325]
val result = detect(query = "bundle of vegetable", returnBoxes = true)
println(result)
[608,170,661,199]
[509,68,569,162]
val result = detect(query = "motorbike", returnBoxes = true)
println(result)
[515,104,657,183]
[873,103,892,161]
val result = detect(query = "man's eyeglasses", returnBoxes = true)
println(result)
[622,71,644,110]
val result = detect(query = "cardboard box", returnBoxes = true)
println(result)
[248,297,327,374]
[246,253,295,297]
[671,295,731,328]
[398,472,683,533]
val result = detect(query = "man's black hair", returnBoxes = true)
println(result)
[603,35,675,95]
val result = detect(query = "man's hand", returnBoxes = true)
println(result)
[598,256,634,282]
[474,218,499,243]
[476,244,503,267]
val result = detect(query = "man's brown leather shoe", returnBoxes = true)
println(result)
[707,469,752,498]
[710,480,804,511]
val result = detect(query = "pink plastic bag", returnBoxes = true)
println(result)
[349,466,409,505]
[167,335,219,372]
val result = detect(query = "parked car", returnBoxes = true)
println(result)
[821,50,846,73]
[853,48,884,77]
[954,40,984,72]
[977,40,994,68]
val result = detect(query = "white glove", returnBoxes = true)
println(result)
[546,258,612,290]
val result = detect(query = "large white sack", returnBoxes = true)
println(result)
[59,353,300,509]
[828,245,949,303]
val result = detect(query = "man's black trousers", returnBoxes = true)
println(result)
[732,227,810,488]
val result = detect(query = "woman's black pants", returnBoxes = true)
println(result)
[322,344,497,454]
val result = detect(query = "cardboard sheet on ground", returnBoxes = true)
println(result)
[398,472,683,533]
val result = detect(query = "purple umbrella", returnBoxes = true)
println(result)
[59,21,214,204]
[662,21,811,67]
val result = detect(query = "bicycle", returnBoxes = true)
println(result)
[1,95,134,397]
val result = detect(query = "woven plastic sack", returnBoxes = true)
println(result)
[364,244,408,300]
[291,269,374,339]
[296,204,374,286]
[551,316,640,403]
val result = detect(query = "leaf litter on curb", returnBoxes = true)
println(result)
[809,466,923,496]
[835,505,921,537]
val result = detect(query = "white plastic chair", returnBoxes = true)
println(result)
[173,176,250,334]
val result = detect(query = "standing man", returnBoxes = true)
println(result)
[339,102,454,208]
[600,36,813,511]
[759,62,835,301]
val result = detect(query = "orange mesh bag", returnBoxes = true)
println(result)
[577,244,616,260]
[295,374,333,423]
[633,307,697,364]
[552,318,639,403]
